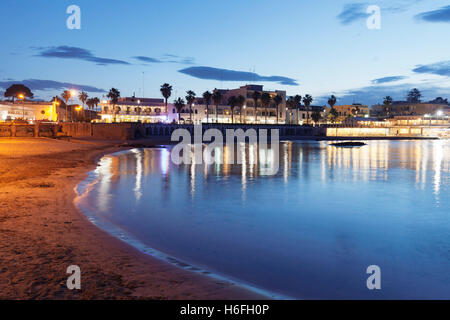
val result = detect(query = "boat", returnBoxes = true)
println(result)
[330,141,367,147]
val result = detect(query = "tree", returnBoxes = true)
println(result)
[212,89,222,123]
[237,95,246,123]
[311,110,322,125]
[383,96,393,116]
[293,95,302,109]
[261,92,271,124]
[227,96,238,124]
[174,97,185,123]
[303,94,313,125]
[185,90,196,123]
[351,105,361,116]
[328,95,338,124]
[407,88,422,103]
[79,91,88,109]
[160,83,172,114]
[107,88,121,122]
[61,90,71,122]
[202,91,212,123]
[329,108,339,123]
[92,97,100,112]
[273,94,282,124]
[86,98,95,122]
[328,95,337,109]
[78,91,88,122]
[251,91,261,123]
[4,84,33,103]
[286,96,295,110]
[430,97,448,104]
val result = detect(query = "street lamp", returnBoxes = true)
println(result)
[18,93,25,120]
[69,90,78,122]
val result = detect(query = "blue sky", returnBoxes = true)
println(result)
[0,0,449,105]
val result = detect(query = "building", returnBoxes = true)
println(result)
[99,96,170,123]
[286,105,326,125]
[172,85,287,124]
[331,104,370,118]
[0,101,59,122]
[371,101,449,117]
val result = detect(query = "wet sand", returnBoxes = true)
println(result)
[0,138,263,299]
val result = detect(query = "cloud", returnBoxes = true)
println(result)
[35,46,130,65]
[133,54,195,65]
[318,82,450,106]
[415,5,450,23]
[179,66,298,86]
[133,56,163,63]
[337,3,370,25]
[0,79,106,93]
[371,76,406,84]
[413,61,450,77]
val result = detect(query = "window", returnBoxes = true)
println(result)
[173,108,176,113]
[195,109,198,114]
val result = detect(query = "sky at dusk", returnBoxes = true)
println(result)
[1,0,449,105]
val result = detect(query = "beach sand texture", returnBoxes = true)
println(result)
[0,138,262,299]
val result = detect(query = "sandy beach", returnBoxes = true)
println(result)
[0,137,262,299]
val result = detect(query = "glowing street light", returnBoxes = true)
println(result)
[17,93,26,119]
[436,110,443,117]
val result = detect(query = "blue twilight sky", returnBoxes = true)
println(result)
[0,0,449,105]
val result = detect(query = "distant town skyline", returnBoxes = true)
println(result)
[1,0,449,105]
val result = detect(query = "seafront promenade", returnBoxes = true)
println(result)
[1,122,448,141]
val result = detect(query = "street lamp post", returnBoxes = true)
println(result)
[18,94,25,120]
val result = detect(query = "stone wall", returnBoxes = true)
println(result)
[1,122,326,140]
[0,124,57,138]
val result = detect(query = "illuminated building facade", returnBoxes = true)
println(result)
[0,101,59,122]
[99,97,170,123]
[169,85,287,124]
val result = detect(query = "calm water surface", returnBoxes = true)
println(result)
[79,140,450,299]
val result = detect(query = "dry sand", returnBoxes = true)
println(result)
[0,138,263,299]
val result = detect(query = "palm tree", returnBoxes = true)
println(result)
[303,94,313,125]
[273,94,282,124]
[202,91,212,123]
[293,95,302,109]
[237,95,246,123]
[261,92,271,124]
[78,91,88,123]
[328,95,337,109]
[79,91,88,108]
[86,98,95,122]
[160,83,172,114]
[328,95,337,122]
[227,96,238,124]
[251,91,261,124]
[61,90,71,122]
[185,90,196,123]
[92,97,100,112]
[212,89,222,123]
[383,96,393,116]
[107,88,121,122]
[174,98,185,123]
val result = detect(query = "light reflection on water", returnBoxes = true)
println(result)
[87,140,450,299]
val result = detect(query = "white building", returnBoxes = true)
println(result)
[173,85,287,124]
[286,106,326,125]
[99,97,171,123]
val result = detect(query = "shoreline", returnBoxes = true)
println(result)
[0,138,264,299]
[74,148,286,299]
